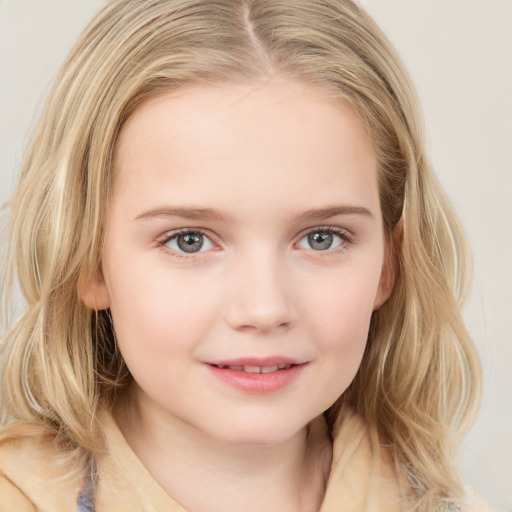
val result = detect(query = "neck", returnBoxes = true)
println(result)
[114,385,332,512]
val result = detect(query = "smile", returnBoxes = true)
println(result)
[210,363,294,373]
[205,358,308,394]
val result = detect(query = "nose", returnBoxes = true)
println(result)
[224,252,297,334]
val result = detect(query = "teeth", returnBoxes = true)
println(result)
[214,363,294,373]
[243,365,261,373]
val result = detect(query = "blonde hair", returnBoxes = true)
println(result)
[1,0,481,509]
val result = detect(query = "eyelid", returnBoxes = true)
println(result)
[156,228,219,255]
[297,225,353,240]
[295,225,353,251]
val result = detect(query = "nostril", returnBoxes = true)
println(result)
[223,273,297,332]
[228,318,293,334]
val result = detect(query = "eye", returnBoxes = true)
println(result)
[297,228,346,251]
[163,230,215,254]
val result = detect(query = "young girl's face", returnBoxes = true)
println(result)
[84,79,391,446]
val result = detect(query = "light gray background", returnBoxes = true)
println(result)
[0,1,510,510]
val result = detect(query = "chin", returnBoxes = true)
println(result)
[206,414,310,448]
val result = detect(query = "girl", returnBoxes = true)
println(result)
[0,1,487,511]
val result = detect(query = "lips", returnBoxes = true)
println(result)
[204,357,308,394]
[210,363,294,373]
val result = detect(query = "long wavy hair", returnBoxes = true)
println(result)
[1,1,481,509]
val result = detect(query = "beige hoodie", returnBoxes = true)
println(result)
[0,410,488,512]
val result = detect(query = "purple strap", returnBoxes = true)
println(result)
[76,469,96,512]
[76,488,95,512]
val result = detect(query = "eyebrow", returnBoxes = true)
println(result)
[135,205,373,222]
[135,207,229,222]
[297,205,374,221]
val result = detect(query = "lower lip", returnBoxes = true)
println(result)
[205,364,306,394]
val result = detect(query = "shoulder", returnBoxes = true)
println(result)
[325,408,408,511]
[0,474,35,512]
[328,411,493,512]
[0,424,79,511]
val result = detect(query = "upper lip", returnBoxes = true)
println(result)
[205,357,308,367]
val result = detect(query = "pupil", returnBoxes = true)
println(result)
[308,231,333,251]
[177,233,203,253]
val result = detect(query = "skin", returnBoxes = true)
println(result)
[81,79,394,512]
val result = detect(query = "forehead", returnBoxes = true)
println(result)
[112,79,379,219]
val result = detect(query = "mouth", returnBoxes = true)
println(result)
[208,363,296,374]
[204,358,308,394]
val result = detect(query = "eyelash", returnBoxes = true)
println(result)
[298,226,353,255]
[156,226,353,258]
[156,228,217,258]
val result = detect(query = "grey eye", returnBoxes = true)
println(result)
[308,231,333,250]
[297,230,344,251]
[166,231,214,253]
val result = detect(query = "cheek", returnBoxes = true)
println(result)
[104,258,222,363]
[303,264,381,381]
[306,260,380,333]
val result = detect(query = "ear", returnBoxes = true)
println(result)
[373,222,402,311]
[77,267,111,310]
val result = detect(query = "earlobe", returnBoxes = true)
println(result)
[373,222,402,311]
[77,268,111,310]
